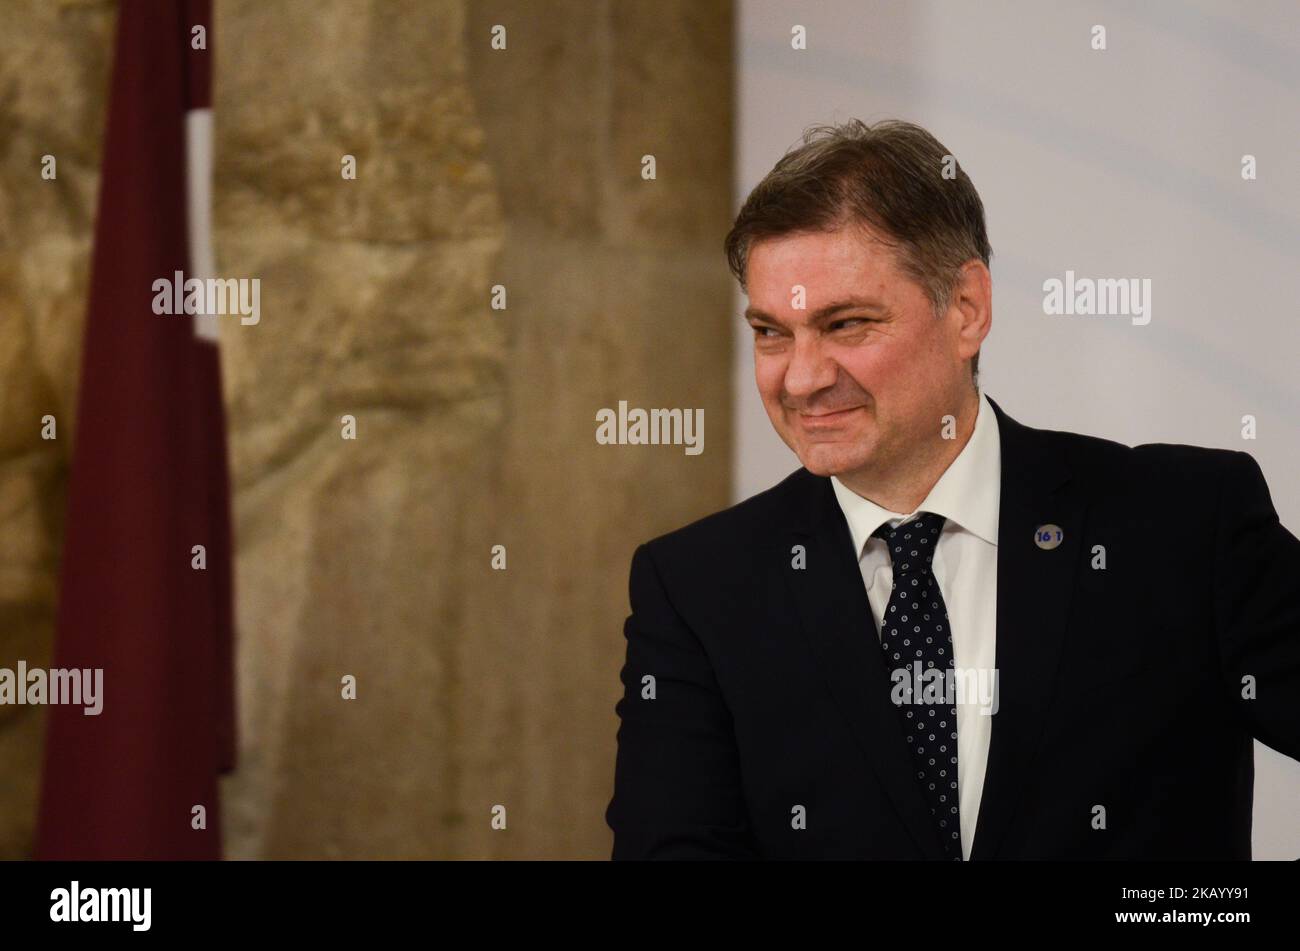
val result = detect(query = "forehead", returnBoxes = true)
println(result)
[745,226,903,299]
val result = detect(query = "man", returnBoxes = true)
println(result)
[605,118,1300,860]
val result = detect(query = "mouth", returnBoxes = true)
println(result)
[796,406,864,426]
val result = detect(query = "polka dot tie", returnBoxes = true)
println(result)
[871,511,962,861]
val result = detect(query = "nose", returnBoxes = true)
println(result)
[782,334,838,402]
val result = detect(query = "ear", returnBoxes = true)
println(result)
[948,259,992,364]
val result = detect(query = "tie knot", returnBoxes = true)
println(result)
[871,511,945,576]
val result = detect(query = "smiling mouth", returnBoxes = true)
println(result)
[800,406,861,417]
[797,406,864,423]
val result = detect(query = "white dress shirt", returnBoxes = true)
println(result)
[830,389,1001,860]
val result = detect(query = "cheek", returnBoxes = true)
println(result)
[753,355,786,401]
[831,342,890,392]
[842,326,916,380]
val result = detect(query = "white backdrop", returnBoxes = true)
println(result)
[732,0,1300,858]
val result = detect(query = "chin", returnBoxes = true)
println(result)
[794,442,868,478]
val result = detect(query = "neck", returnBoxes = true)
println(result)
[838,388,980,513]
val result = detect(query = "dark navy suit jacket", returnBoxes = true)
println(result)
[606,396,1300,859]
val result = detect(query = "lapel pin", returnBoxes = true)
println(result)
[1034,524,1064,550]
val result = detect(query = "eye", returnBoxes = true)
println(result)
[831,318,869,331]
[752,325,779,338]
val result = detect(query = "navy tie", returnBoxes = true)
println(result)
[871,511,962,860]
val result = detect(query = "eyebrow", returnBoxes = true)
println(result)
[743,296,889,326]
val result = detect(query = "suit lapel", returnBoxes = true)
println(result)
[780,394,1085,861]
[969,395,1085,859]
[783,471,947,859]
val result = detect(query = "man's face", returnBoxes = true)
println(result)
[744,226,975,482]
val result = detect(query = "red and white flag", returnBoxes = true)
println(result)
[35,0,235,860]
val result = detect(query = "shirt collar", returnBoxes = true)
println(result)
[830,389,1001,558]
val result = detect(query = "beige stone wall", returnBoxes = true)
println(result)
[0,0,733,859]
[0,0,116,860]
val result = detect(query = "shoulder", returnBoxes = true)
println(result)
[634,467,814,571]
[1020,415,1253,495]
